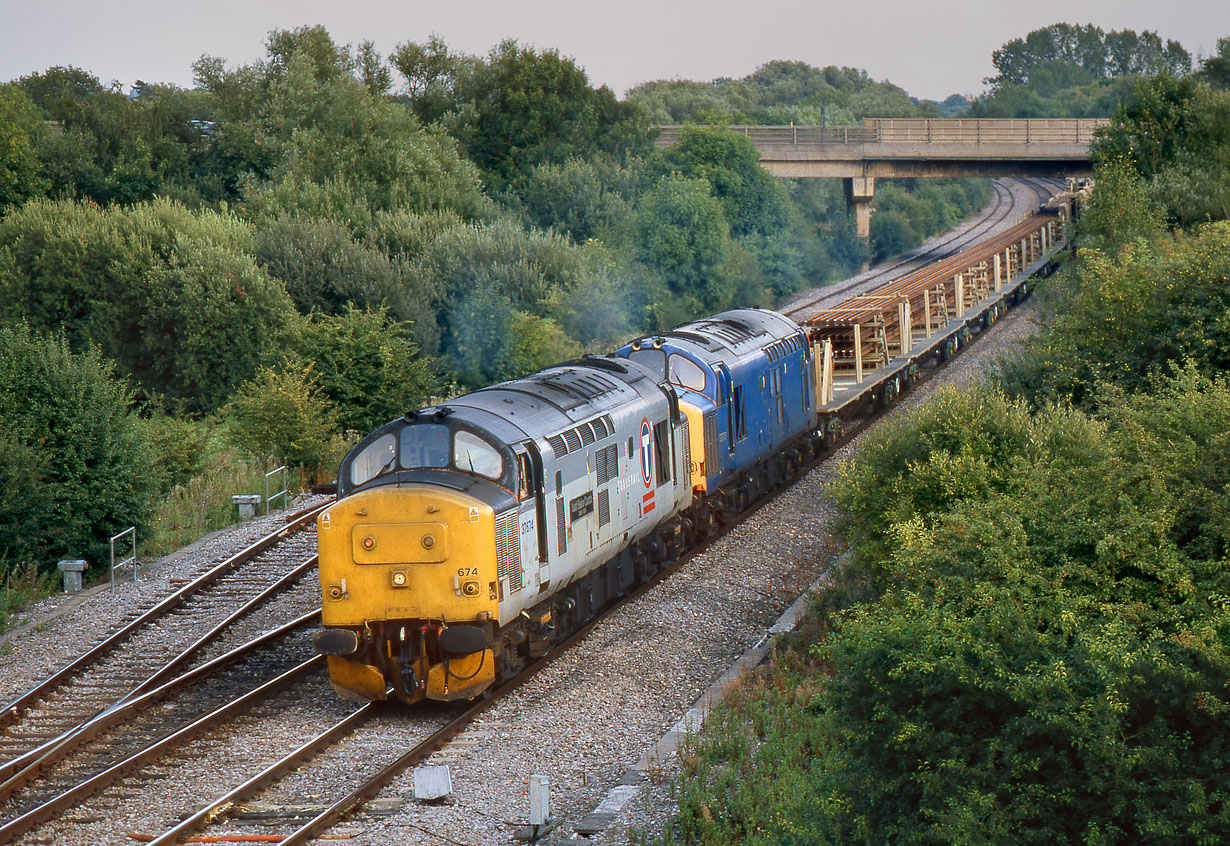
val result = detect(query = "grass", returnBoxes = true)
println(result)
[0,562,58,637]
[141,448,291,558]
[648,628,834,846]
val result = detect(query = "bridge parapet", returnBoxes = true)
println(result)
[654,118,1107,148]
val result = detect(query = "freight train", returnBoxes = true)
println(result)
[313,199,1072,704]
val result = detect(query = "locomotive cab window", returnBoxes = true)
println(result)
[454,431,503,480]
[399,424,450,470]
[349,434,396,487]
[668,354,706,392]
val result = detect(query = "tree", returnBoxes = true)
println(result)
[633,174,733,315]
[1196,37,1230,89]
[287,308,440,433]
[225,362,339,472]
[446,39,651,189]
[193,27,488,220]
[0,198,297,413]
[0,325,155,575]
[0,85,48,209]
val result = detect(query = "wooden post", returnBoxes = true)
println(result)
[993,253,1002,291]
[899,301,912,354]
[924,289,933,336]
[822,340,834,403]
[854,323,863,384]
[955,274,965,318]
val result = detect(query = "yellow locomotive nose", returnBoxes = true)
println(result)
[316,485,500,703]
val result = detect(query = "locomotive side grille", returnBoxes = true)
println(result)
[592,417,610,439]
[547,434,568,456]
[704,412,719,475]
[556,497,567,554]
[563,429,582,453]
[595,444,618,486]
[598,489,610,527]
[579,423,595,446]
[680,417,691,484]
[495,509,522,593]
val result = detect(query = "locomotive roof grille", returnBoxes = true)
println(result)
[546,413,615,457]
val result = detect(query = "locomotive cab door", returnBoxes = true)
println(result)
[519,442,551,592]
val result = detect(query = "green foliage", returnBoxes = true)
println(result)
[441,39,651,190]
[0,325,155,576]
[1074,157,1167,254]
[142,445,282,557]
[224,361,339,472]
[989,24,1190,89]
[628,61,925,125]
[15,67,207,205]
[999,222,1230,408]
[446,282,581,385]
[253,215,439,350]
[828,386,1036,566]
[663,377,1230,845]
[287,308,440,433]
[0,197,297,413]
[634,174,734,315]
[194,27,488,220]
[135,413,211,496]
[0,85,48,209]
[506,157,640,244]
[871,179,993,262]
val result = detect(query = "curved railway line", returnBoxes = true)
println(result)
[782,176,1064,319]
[0,177,1070,845]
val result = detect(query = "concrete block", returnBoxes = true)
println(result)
[57,559,87,593]
[232,494,261,519]
[529,774,550,825]
[413,765,452,801]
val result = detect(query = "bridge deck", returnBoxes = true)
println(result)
[655,119,1107,179]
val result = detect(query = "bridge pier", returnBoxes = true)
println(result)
[844,176,875,239]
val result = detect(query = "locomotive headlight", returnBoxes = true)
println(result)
[362,536,376,550]
[461,579,481,597]
[422,535,436,549]
[391,570,408,588]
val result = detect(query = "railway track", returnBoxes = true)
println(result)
[134,246,1063,844]
[0,180,1069,845]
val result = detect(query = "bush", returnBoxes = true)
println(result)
[0,325,155,576]
[224,362,340,475]
[287,307,440,433]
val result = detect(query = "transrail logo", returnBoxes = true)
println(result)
[640,418,656,514]
[639,418,653,487]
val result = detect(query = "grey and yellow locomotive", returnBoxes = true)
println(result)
[314,356,692,704]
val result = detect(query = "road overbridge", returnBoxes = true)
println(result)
[655,118,1107,236]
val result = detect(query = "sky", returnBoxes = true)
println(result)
[1,0,1227,101]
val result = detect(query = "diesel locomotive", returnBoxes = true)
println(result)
[313,201,1072,705]
[313,308,815,704]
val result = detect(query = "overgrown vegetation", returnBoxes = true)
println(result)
[654,32,1230,846]
[0,25,1001,586]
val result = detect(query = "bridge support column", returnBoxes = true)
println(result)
[844,177,875,240]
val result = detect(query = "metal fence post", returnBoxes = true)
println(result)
[110,527,136,590]
[264,465,288,515]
